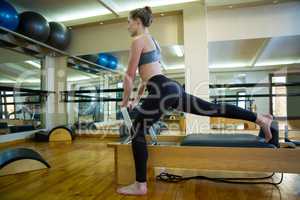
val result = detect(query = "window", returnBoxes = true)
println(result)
[237,91,246,109]
[272,75,287,117]
[0,91,15,119]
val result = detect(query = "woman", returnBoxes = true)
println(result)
[119,6,273,196]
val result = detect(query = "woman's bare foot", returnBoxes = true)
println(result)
[256,114,273,143]
[117,181,147,196]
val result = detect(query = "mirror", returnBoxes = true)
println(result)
[67,45,186,135]
[209,35,300,131]
[0,48,42,134]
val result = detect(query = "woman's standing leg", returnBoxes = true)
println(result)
[117,96,162,195]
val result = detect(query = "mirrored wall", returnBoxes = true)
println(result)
[209,35,300,130]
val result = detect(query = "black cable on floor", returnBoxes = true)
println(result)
[156,172,284,186]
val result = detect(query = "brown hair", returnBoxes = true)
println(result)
[129,6,153,27]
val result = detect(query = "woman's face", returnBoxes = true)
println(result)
[127,17,140,37]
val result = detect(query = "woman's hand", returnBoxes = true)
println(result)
[120,100,129,108]
[128,98,139,110]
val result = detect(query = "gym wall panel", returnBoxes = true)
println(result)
[207,1,300,42]
[183,2,209,133]
[68,14,183,55]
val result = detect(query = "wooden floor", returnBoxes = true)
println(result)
[0,138,300,200]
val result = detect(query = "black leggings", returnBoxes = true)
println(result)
[131,74,257,182]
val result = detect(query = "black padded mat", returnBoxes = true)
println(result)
[181,134,276,148]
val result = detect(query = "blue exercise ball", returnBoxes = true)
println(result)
[97,53,109,67]
[18,11,50,42]
[0,0,19,32]
[107,54,118,69]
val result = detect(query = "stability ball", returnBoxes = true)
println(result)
[107,54,118,69]
[0,0,19,32]
[18,11,50,42]
[97,53,109,67]
[47,22,71,50]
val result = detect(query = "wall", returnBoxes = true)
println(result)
[68,14,183,55]
[207,1,300,42]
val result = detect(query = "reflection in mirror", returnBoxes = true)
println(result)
[209,35,300,131]
[0,48,42,134]
[66,45,186,136]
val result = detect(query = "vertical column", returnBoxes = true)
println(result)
[287,73,300,129]
[104,75,109,121]
[183,2,209,133]
[41,56,68,130]
[67,83,77,125]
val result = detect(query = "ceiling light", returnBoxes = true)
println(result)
[209,63,249,69]
[173,46,184,57]
[255,60,300,67]
[68,76,91,82]
[238,74,246,77]
[0,79,15,83]
[56,9,110,22]
[168,64,185,69]
[25,61,41,68]
[16,79,40,83]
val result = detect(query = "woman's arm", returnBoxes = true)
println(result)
[121,38,144,107]
[133,82,146,104]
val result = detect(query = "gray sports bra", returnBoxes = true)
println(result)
[138,37,161,67]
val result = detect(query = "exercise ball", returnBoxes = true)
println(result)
[47,22,71,50]
[18,11,50,42]
[107,54,118,69]
[0,0,19,32]
[97,53,109,67]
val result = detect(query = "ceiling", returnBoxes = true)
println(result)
[209,35,300,69]
[9,0,292,25]
[11,0,110,22]
[208,38,265,68]
[10,0,199,24]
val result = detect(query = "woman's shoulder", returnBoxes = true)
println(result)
[134,34,153,42]
[131,34,149,47]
